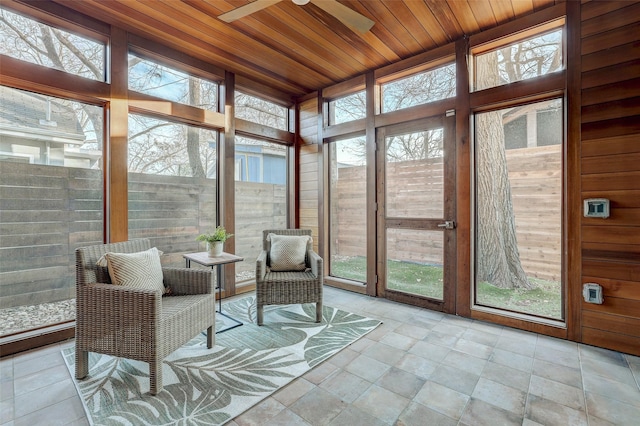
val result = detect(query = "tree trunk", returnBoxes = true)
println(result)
[476,51,532,290]
[187,78,205,177]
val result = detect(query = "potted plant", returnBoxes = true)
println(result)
[196,226,233,257]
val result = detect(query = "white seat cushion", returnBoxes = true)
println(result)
[97,247,165,294]
[268,234,310,272]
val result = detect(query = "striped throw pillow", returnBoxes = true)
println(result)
[268,234,310,272]
[97,247,165,294]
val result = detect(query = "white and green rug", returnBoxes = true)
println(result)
[63,296,381,425]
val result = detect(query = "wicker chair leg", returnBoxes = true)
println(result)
[257,305,264,326]
[315,301,322,323]
[149,360,163,395]
[206,326,214,348]
[75,349,88,379]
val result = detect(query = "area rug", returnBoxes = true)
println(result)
[62,296,381,425]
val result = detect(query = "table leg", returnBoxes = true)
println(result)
[214,264,243,333]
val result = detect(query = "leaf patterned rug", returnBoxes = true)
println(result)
[62,296,381,425]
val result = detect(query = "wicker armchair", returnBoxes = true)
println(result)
[256,229,323,325]
[75,239,215,395]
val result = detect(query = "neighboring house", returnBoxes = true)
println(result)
[235,143,286,184]
[0,86,101,168]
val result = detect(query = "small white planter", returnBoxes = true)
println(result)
[207,241,224,257]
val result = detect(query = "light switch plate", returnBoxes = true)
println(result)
[584,198,609,218]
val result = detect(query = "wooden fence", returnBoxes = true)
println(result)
[333,145,562,281]
[0,162,285,309]
[1,145,560,310]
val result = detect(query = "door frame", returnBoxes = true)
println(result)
[375,114,457,313]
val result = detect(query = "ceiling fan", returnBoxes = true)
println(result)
[218,0,375,34]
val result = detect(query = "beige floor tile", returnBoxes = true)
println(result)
[319,369,372,403]
[263,408,312,426]
[302,358,339,385]
[468,319,503,336]
[585,392,640,425]
[459,398,523,426]
[344,353,390,382]
[531,358,582,389]
[583,372,640,408]
[271,377,315,407]
[375,366,425,399]
[394,323,431,340]
[441,349,488,375]
[12,395,86,426]
[480,361,531,392]
[429,364,480,395]
[13,377,78,418]
[581,356,637,387]
[580,344,628,367]
[495,335,537,357]
[528,375,584,411]
[534,345,581,369]
[461,327,500,347]
[452,338,494,360]
[362,341,406,365]
[379,331,417,351]
[413,381,470,420]
[472,377,527,416]
[234,397,286,426]
[397,401,458,426]
[352,384,410,424]
[525,394,588,426]
[288,387,346,425]
[328,405,387,426]
[490,348,534,373]
[395,352,438,379]
[409,340,450,363]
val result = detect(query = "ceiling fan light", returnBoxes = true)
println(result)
[292,0,310,5]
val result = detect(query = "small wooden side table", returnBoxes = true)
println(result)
[183,251,244,333]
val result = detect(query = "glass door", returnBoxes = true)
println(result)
[377,115,456,312]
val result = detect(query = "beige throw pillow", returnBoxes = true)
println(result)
[268,234,310,272]
[97,247,165,294]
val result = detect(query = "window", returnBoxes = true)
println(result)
[0,86,104,336]
[0,7,106,81]
[473,28,563,91]
[234,138,288,283]
[474,98,563,320]
[381,63,456,113]
[128,114,217,266]
[328,91,366,125]
[128,54,218,111]
[328,136,367,283]
[235,91,288,131]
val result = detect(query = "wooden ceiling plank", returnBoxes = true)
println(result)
[140,0,329,87]
[511,0,536,17]
[139,1,336,95]
[179,0,360,80]
[376,1,434,52]
[353,1,415,57]
[488,1,516,23]
[427,1,464,40]
[403,1,450,46]
[57,0,311,95]
[446,0,482,35]
[467,0,498,31]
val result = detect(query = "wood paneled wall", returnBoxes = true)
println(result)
[580,0,640,356]
[298,97,321,249]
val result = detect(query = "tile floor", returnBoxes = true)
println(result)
[1,286,639,425]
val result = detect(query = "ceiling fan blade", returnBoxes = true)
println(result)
[310,0,374,33]
[218,0,283,23]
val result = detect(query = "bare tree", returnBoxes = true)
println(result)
[476,31,562,289]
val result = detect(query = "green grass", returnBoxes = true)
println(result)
[331,256,562,319]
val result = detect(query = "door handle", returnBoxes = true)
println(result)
[437,220,456,230]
